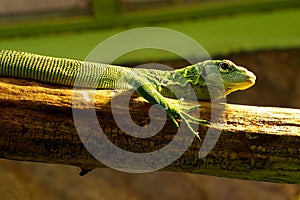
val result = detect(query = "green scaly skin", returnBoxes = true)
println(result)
[0,50,256,139]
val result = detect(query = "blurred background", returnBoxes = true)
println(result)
[0,0,299,199]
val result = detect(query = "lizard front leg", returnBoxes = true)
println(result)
[136,83,209,140]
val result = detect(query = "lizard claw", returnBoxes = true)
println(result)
[180,115,201,140]
[179,98,201,112]
[181,105,201,112]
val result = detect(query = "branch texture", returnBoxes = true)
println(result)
[0,78,299,183]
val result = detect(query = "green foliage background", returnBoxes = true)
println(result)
[0,0,299,63]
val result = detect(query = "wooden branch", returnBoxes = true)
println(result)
[0,78,299,183]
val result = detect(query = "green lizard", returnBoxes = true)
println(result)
[0,50,256,138]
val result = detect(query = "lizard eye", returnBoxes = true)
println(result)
[219,61,231,73]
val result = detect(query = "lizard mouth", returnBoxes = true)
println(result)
[246,71,256,86]
[225,71,256,93]
[245,74,256,87]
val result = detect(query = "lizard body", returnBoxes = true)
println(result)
[0,50,256,138]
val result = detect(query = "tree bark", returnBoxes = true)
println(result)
[0,78,299,183]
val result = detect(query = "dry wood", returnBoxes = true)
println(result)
[0,78,299,183]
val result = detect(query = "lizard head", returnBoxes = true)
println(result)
[176,60,256,100]
[200,60,256,96]
[158,59,256,101]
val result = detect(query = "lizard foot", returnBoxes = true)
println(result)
[166,99,210,140]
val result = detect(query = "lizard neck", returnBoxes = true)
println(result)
[147,64,225,101]
[133,66,213,101]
